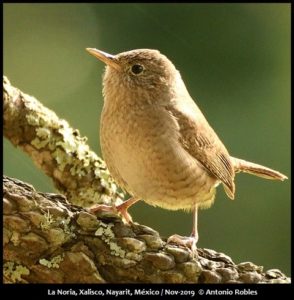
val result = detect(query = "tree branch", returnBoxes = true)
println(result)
[3,175,289,283]
[3,77,290,283]
[3,76,122,207]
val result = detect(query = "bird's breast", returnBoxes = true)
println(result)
[100,102,217,210]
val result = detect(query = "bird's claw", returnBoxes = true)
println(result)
[167,234,198,259]
[88,203,133,224]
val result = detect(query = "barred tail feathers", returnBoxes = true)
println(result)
[232,157,287,181]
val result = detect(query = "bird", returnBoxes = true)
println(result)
[86,47,287,254]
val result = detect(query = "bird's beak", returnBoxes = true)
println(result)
[86,48,121,71]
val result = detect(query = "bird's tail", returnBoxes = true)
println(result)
[232,157,288,181]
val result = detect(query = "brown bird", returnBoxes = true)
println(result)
[86,48,287,254]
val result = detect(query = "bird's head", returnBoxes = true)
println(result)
[87,48,180,105]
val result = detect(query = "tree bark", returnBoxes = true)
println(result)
[3,175,290,284]
[3,77,290,284]
[3,76,122,208]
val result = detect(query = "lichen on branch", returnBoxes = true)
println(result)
[3,176,290,283]
[3,76,122,207]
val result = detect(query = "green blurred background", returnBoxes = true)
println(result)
[4,4,290,275]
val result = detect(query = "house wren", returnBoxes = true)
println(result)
[87,48,287,253]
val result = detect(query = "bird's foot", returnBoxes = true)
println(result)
[167,234,198,259]
[88,202,133,223]
[89,197,140,223]
[116,201,133,223]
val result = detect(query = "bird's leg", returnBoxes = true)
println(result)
[190,205,199,254]
[116,197,140,223]
[89,197,140,224]
[167,205,199,258]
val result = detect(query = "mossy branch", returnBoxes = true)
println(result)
[3,77,290,283]
[4,175,290,283]
[3,76,122,208]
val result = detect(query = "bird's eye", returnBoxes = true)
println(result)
[131,64,144,75]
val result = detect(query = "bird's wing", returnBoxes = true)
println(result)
[166,102,235,199]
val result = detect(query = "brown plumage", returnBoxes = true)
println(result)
[87,48,287,253]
